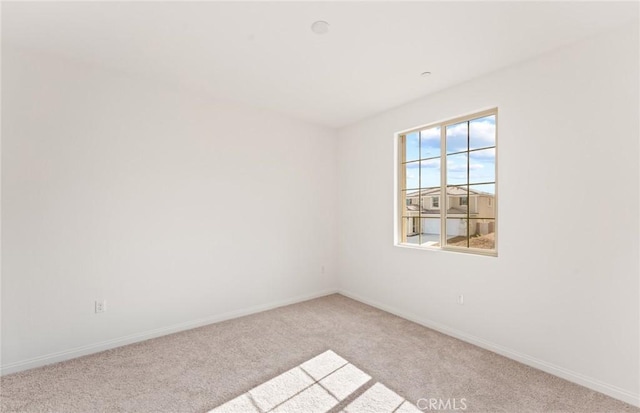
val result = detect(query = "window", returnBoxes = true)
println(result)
[397,109,497,255]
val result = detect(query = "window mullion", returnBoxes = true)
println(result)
[440,125,446,248]
[399,135,406,243]
[418,130,422,245]
[466,121,470,248]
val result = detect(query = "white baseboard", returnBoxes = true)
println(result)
[338,289,640,408]
[0,289,338,376]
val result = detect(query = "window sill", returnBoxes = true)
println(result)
[394,242,498,257]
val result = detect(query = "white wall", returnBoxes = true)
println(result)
[338,23,639,405]
[1,48,339,371]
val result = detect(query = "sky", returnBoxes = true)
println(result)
[405,115,496,194]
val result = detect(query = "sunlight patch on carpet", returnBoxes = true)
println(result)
[210,350,420,413]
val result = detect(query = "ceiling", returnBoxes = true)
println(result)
[3,2,638,128]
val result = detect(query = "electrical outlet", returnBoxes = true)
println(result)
[457,294,464,305]
[95,300,107,313]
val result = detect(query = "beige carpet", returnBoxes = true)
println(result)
[209,349,420,413]
[209,350,422,413]
[1,294,637,413]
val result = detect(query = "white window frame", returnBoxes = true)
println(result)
[394,108,498,257]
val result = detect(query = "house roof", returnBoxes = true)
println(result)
[406,186,493,197]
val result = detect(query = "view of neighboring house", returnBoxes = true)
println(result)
[404,186,495,244]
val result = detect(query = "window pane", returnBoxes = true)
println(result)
[419,190,441,214]
[405,132,419,162]
[404,161,420,189]
[403,191,421,215]
[445,185,468,214]
[403,217,420,245]
[469,184,495,218]
[420,158,440,188]
[469,183,495,195]
[446,218,468,247]
[420,194,440,212]
[446,153,467,185]
[469,219,496,250]
[469,148,495,184]
[469,115,496,150]
[446,121,467,154]
[420,218,440,247]
[420,126,440,159]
